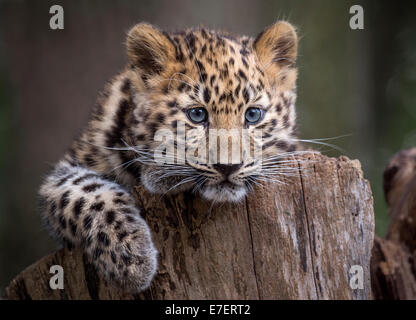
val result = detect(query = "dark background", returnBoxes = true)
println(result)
[1,0,416,293]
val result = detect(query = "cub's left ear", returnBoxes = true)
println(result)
[253,21,298,89]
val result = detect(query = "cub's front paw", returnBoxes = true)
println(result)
[87,206,158,292]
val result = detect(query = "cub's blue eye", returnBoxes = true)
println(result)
[245,107,263,124]
[187,107,208,124]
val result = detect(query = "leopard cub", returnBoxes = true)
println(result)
[39,21,299,291]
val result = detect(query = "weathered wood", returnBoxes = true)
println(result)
[371,236,416,299]
[5,152,375,300]
[385,148,416,251]
[371,148,416,300]
[4,248,135,300]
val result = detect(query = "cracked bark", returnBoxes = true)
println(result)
[371,148,416,299]
[4,152,374,300]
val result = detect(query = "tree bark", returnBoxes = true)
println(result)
[371,148,416,300]
[4,152,375,300]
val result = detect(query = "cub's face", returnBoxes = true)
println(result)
[126,22,299,202]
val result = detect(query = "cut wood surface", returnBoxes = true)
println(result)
[371,148,416,299]
[5,152,375,300]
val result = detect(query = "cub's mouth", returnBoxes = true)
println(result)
[140,160,251,203]
[199,180,247,203]
[218,181,236,188]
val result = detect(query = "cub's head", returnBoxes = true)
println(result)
[125,22,299,202]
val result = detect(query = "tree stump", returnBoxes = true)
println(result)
[371,148,416,299]
[4,152,375,300]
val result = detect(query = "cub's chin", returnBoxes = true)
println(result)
[199,182,247,203]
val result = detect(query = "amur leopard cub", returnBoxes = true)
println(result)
[39,21,299,292]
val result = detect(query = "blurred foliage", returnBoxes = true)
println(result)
[1,0,416,292]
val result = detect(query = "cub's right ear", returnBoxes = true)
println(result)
[126,23,175,78]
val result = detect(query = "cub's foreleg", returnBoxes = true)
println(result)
[39,159,157,292]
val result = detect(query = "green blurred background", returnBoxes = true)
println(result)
[1,0,415,293]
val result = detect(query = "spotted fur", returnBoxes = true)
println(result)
[39,21,299,292]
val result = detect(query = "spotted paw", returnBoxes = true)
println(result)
[87,205,158,292]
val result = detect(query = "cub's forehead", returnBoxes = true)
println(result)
[169,29,268,107]
[172,29,249,54]
[170,28,261,78]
